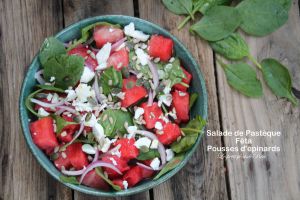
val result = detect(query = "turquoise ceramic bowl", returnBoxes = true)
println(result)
[19,15,208,197]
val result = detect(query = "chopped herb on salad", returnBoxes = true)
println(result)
[26,21,206,191]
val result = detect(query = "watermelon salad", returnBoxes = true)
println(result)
[25,21,206,191]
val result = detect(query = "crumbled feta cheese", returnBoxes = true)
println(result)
[95,43,111,70]
[124,22,150,41]
[61,131,67,137]
[50,76,55,82]
[127,125,137,136]
[75,83,95,102]
[134,107,144,119]
[46,93,53,101]
[51,93,59,103]
[166,149,174,161]
[82,144,96,154]
[123,180,128,190]
[169,57,175,63]
[163,86,171,94]
[72,100,93,112]
[110,144,121,157]
[80,67,95,83]
[153,57,160,63]
[38,107,50,117]
[158,94,172,107]
[109,157,118,165]
[150,139,159,149]
[100,138,112,153]
[157,70,165,79]
[84,113,97,127]
[135,48,149,66]
[65,89,77,101]
[93,123,105,141]
[134,137,152,149]
[155,121,163,130]
[150,158,160,170]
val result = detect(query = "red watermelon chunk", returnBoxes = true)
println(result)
[113,138,139,160]
[93,25,124,48]
[81,169,110,190]
[107,48,129,71]
[173,67,192,91]
[101,155,130,179]
[148,35,173,61]
[57,124,80,143]
[172,90,190,123]
[54,151,72,170]
[123,166,143,187]
[156,123,181,145]
[141,102,164,129]
[66,143,89,170]
[68,46,98,71]
[121,77,147,108]
[112,179,125,190]
[29,117,58,152]
[139,166,154,179]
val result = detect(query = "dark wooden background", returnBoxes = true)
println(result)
[0,0,299,199]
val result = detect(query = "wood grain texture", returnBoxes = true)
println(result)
[0,0,72,199]
[62,1,149,199]
[216,0,300,200]
[138,1,228,200]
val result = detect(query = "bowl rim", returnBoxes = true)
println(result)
[19,15,208,197]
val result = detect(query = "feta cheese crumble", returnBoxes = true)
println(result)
[135,48,149,66]
[166,149,174,161]
[134,107,144,119]
[75,83,95,102]
[124,22,150,41]
[38,107,50,117]
[80,67,95,83]
[65,89,77,101]
[134,137,152,149]
[150,158,160,170]
[122,180,128,190]
[96,42,111,70]
[82,144,96,154]
[150,139,159,149]
[154,121,163,130]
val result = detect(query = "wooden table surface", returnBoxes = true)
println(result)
[1,0,300,199]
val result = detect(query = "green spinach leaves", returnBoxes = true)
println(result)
[100,67,123,95]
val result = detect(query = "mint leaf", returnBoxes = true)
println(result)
[164,58,186,87]
[153,155,184,180]
[39,37,66,66]
[60,176,79,185]
[162,0,193,16]
[100,67,123,95]
[43,54,84,89]
[36,85,65,93]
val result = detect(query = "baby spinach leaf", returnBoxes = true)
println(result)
[210,33,249,60]
[95,167,121,191]
[190,6,241,41]
[51,115,77,134]
[261,58,298,105]
[162,0,193,16]
[25,89,44,117]
[60,176,80,185]
[68,22,120,51]
[100,67,123,95]
[39,37,66,66]
[221,62,262,97]
[137,149,160,160]
[43,54,84,89]
[153,155,184,180]
[163,58,186,87]
[276,0,292,11]
[36,85,65,93]
[99,109,133,137]
[172,116,206,153]
[189,93,198,109]
[237,0,288,36]
[197,0,232,14]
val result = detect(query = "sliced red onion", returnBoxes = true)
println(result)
[79,161,122,183]
[93,74,102,104]
[67,122,85,145]
[92,149,99,163]
[34,70,45,85]
[61,167,86,176]
[137,162,154,171]
[111,37,126,52]
[55,108,66,115]
[56,105,78,115]
[147,61,159,89]
[147,90,153,106]
[134,130,166,166]
[30,98,64,108]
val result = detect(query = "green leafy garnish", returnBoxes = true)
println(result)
[190,6,241,41]
[51,115,77,134]
[39,37,66,66]
[60,176,80,185]
[220,62,263,98]
[210,33,249,60]
[100,67,123,95]
[171,116,206,153]
[189,93,198,109]
[95,167,121,191]
[137,149,160,161]
[237,0,289,36]
[36,85,65,93]
[261,58,298,105]
[162,0,193,16]
[153,155,184,180]
[25,89,44,117]
[163,58,186,87]
[43,54,84,89]
[99,109,133,137]
[67,22,120,51]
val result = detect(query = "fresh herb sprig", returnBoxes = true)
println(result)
[162,0,298,105]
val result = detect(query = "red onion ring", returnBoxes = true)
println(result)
[34,70,45,85]
[56,106,78,115]
[136,162,154,171]
[111,37,126,52]
[30,98,64,108]
[147,61,159,89]
[67,122,85,146]
[147,90,153,106]
[92,149,99,163]
[134,130,166,166]
[79,161,122,183]
[61,167,86,176]
[93,74,102,104]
